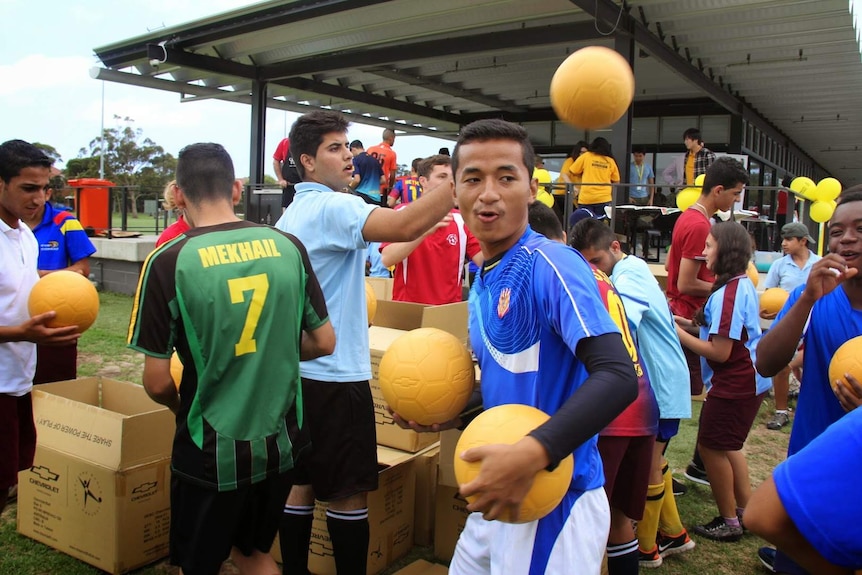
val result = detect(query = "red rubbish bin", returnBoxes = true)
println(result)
[67,178,114,234]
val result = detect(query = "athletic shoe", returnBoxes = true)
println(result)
[758,546,777,572]
[657,530,696,558]
[638,546,663,568]
[672,477,688,496]
[692,516,743,542]
[684,462,710,486]
[766,411,790,430]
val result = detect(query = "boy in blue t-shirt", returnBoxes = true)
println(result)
[747,190,862,575]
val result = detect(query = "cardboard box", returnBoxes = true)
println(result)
[647,263,668,291]
[366,276,394,301]
[437,429,461,488]
[272,446,418,575]
[392,559,449,575]
[17,378,175,574]
[433,484,471,562]
[373,300,468,343]
[413,445,440,546]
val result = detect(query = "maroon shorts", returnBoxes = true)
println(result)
[597,434,655,520]
[34,342,77,385]
[0,393,37,490]
[698,393,766,451]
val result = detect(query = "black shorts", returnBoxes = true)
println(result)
[0,392,36,490]
[698,393,766,451]
[170,472,293,575]
[598,434,655,521]
[293,378,378,500]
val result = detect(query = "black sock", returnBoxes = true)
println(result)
[692,447,705,470]
[279,504,314,575]
[607,539,639,575]
[326,508,369,575]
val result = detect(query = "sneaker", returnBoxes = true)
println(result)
[672,477,688,496]
[758,546,777,572]
[657,530,696,558]
[766,411,790,430]
[684,463,710,486]
[692,516,743,542]
[638,546,663,568]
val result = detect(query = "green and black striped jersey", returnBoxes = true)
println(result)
[128,220,328,491]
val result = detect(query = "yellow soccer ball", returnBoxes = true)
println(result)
[28,270,99,332]
[378,327,474,426]
[453,404,574,523]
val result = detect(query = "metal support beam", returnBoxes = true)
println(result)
[611,30,635,216]
[249,79,268,191]
[148,44,257,79]
[260,21,602,80]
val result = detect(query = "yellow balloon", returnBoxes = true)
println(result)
[790,177,816,200]
[810,200,836,223]
[815,177,842,202]
[676,188,700,211]
[694,173,706,187]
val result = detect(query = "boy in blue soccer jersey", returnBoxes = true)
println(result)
[746,190,862,575]
[420,119,637,574]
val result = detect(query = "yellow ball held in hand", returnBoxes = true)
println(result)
[550,46,635,130]
[170,352,184,390]
[453,404,574,523]
[378,327,474,426]
[28,270,99,332]
[759,288,789,316]
[829,336,862,397]
[365,280,378,325]
[747,261,760,288]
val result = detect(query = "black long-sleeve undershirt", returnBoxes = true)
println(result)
[528,332,638,468]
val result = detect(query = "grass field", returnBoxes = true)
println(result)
[0,291,789,574]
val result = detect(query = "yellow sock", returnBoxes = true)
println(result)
[659,464,684,536]
[638,480,664,551]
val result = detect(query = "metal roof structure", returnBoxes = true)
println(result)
[92,0,862,186]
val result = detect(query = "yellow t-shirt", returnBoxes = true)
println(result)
[685,152,695,186]
[569,152,620,205]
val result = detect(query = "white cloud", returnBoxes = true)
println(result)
[0,55,94,98]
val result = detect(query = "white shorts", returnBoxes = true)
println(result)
[450,487,610,575]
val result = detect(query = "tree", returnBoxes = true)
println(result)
[33,142,65,191]
[68,116,176,217]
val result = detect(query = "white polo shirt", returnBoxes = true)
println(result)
[0,217,39,396]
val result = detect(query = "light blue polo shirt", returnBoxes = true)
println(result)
[764,251,820,292]
[275,182,377,382]
[610,254,691,419]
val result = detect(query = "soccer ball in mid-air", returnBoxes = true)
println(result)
[550,45,635,130]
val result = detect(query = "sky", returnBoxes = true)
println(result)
[1,0,454,179]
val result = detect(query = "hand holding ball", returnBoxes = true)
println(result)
[550,46,635,130]
[28,270,99,332]
[453,404,574,523]
[829,336,862,397]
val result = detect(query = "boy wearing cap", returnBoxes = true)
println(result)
[761,222,820,430]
